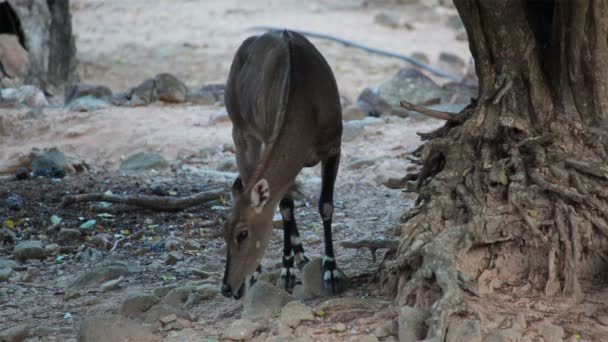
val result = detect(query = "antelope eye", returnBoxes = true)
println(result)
[237,230,248,243]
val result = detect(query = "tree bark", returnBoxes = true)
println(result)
[381,1,608,340]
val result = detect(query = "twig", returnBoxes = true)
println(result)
[400,100,462,122]
[60,188,224,210]
[340,238,399,262]
[250,26,462,81]
[109,235,125,252]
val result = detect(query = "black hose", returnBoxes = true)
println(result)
[249,26,462,82]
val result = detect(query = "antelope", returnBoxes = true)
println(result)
[220,30,346,299]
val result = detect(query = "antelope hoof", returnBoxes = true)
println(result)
[296,254,310,271]
[322,259,347,294]
[277,267,297,291]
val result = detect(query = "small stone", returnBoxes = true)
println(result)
[14,168,30,180]
[331,323,347,332]
[342,105,365,121]
[280,301,314,327]
[143,304,189,324]
[0,268,12,282]
[223,319,255,341]
[399,306,430,342]
[373,320,397,338]
[164,236,182,251]
[184,240,201,251]
[185,293,202,307]
[120,152,169,172]
[242,282,293,321]
[153,285,177,298]
[68,96,109,112]
[99,276,125,292]
[195,284,218,300]
[1,85,48,107]
[119,294,161,318]
[185,90,216,105]
[357,335,379,342]
[209,108,231,124]
[56,228,82,243]
[342,120,365,142]
[163,286,195,307]
[5,194,25,211]
[0,324,30,342]
[217,157,238,172]
[539,322,564,342]
[31,147,70,178]
[129,78,157,104]
[374,12,400,28]
[13,241,45,263]
[160,314,177,324]
[77,315,157,342]
[446,319,481,342]
[154,73,188,103]
[165,251,184,266]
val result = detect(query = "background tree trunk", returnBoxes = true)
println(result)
[381,0,608,340]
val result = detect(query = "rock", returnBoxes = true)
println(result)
[189,83,226,105]
[298,257,350,298]
[111,91,130,106]
[446,319,481,342]
[99,276,125,292]
[374,12,401,28]
[348,157,378,170]
[0,86,48,107]
[14,168,30,180]
[195,284,218,299]
[184,240,201,251]
[539,322,564,342]
[69,265,129,289]
[331,323,347,332]
[160,314,177,324]
[356,86,394,117]
[56,228,81,243]
[0,34,28,79]
[209,108,231,124]
[143,304,189,324]
[484,329,522,342]
[280,301,314,327]
[319,297,388,311]
[69,96,109,112]
[398,306,430,342]
[185,292,202,307]
[0,268,12,282]
[0,260,18,270]
[438,52,466,76]
[165,251,184,266]
[65,83,112,104]
[373,320,397,338]
[217,157,238,172]
[77,315,158,342]
[377,68,448,117]
[129,78,157,104]
[223,319,255,341]
[512,313,527,330]
[74,247,103,264]
[411,51,430,64]
[13,241,45,263]
[5,194,25,211]
[242,282,293,321]
[31,148,71,178]
[154,73,188,103]
[163,286,195,307]
[342,105,365,121]
[120,152,169,172]
[342,120,365,142]
[446,15,464,30]
[186,90,216,105]
[153,285,177,299]
[119,294,161,318]
[0,324,30,342]
[164,236,182,251]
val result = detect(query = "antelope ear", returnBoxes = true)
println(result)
[250,179,270,211]
[231,177,244,201]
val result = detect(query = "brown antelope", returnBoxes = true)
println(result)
[220,30,346,299]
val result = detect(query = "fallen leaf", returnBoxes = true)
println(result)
[4,220,15,229]
[79,219,96,229]
[50,215,62,225]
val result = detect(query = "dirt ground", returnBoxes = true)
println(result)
[1,0,607,341]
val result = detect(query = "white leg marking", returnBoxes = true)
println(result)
[322,203,334,221]
[323,256,335,264]
[280,267,288,276]
[290,235,301,246]
[281,208,292,221]
[324,270,332,280]
[256,240,260,249]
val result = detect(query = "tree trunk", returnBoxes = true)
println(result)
[381,1,608,340]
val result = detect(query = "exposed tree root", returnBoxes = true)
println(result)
[340,238,399,262]
[59,189,224,211]
[399,100,463,123]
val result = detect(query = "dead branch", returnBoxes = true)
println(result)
[565,158,608,180]
[400,100,462,122]
[341,238,399,263]
[60,188,224,210]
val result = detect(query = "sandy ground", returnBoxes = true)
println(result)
[2,0,608,341]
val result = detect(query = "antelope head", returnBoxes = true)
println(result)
[221,177,275,299]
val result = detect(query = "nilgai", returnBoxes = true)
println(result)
[220,30,346,299]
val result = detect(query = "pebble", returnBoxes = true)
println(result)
[13,241,45,263]
[5,194,25,211]
[119,294,161,318]
[77,315,157,342]
[446,319,481,342]
[342,105,365,121]
[399,306,430,342]
[154,73,188,103]
[223,319,255,341]
[0,268,12,282]
[0,324,30,342]
[242,282,293,321]
[539,322,564,342]
[165,251,184,266]
[56,228,82,243]
[69,265,129,289]
[331,323,347,332]
[183,240,201,251]
[280,301,314,327]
